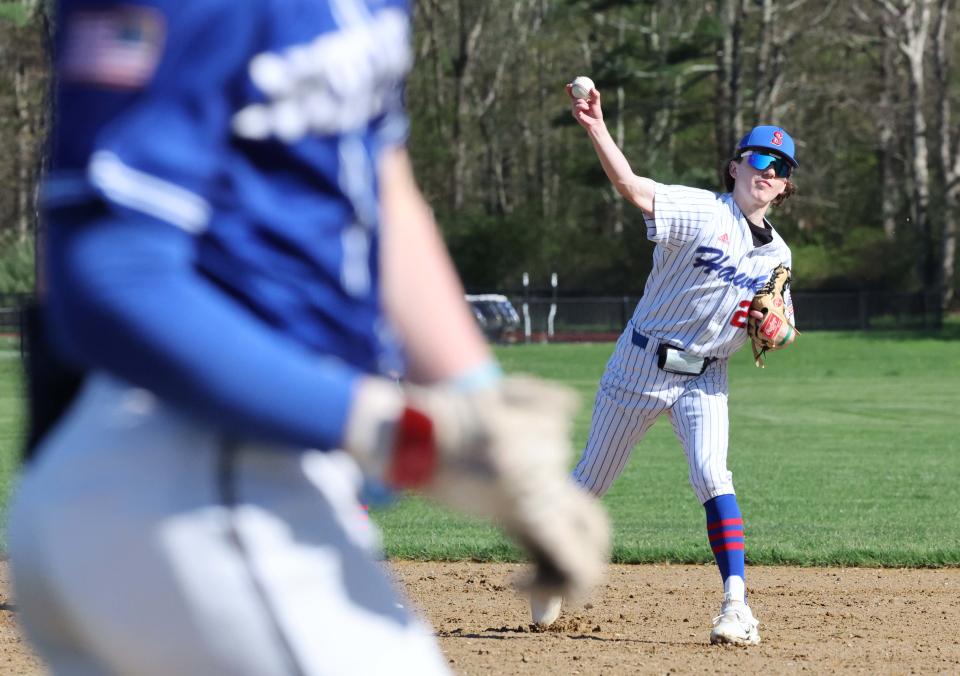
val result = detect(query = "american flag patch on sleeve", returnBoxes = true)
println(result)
[61,6,166,89]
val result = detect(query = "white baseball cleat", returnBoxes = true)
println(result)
[530,591,563,627]
[710,594,761,646]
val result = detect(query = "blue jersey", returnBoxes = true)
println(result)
[45,0,410,375]
[39,0,414,449]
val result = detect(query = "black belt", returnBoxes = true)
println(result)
[631,329,654,351]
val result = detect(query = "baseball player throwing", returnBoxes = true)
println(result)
[530,81,799,645]
[7,3,611,674]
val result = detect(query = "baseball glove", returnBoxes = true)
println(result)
[346,375,611,603]
[747,264,798,368]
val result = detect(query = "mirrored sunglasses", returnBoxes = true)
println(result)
[743,151,793,178]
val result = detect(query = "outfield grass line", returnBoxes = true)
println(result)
[1,329,959,564]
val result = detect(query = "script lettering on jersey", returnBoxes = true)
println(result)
[692,247,767,292]
[233,9,410,142]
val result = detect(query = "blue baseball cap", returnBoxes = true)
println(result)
[737,125,798,167]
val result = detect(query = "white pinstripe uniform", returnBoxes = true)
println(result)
[572,183,795,504]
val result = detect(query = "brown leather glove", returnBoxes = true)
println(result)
[747,264,799,368]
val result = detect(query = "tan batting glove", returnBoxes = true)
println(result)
[345,375,611,602]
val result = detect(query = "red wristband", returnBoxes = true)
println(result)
[386,406,438,488]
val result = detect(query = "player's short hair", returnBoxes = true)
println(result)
[724,154,796,206]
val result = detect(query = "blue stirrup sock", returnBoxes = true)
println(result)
[704,494,746,602]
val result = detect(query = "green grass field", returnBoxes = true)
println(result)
[374,324,960,567]
[0,326,958,566]
[0,335,24,532]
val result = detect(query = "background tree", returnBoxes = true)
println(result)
[0,0,51,293]
[2,0,959,305]
[933,0,958,307]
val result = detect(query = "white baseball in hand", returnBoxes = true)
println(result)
[570,76,595,100]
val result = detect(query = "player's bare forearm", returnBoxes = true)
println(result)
[586,125,656,217]
[379,146,492,383]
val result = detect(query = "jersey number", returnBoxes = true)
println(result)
[729,300,751,328]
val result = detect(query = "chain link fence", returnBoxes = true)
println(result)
[503,290,943,342]
[0,293,30,338]
[0,290,944,343]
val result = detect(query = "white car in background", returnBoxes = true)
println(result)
[465,294,521,344]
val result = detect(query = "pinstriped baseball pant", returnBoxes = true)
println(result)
[572,329,734,504]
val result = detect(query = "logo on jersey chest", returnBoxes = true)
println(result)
[692,246,767,292]
[232,9,410,142]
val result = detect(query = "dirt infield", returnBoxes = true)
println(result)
[396,562,960,675]
[3,560,960,674]
[0,563,45,676]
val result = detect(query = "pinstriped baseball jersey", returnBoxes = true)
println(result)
[572,182,795,505]
[634,183,795,358]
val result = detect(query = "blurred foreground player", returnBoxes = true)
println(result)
[8,3,610,674]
